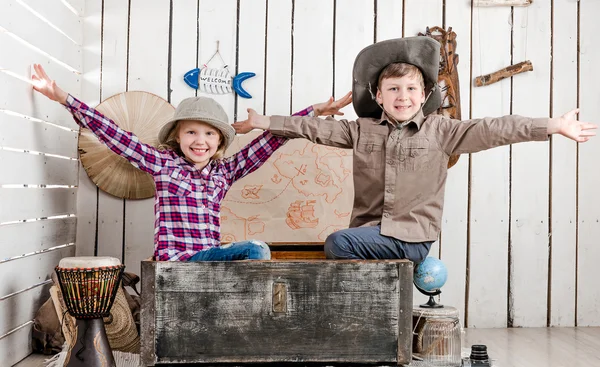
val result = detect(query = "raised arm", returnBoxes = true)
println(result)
[32,64,167,174]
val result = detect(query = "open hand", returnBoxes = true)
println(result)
[232,108,270,134]
[31,64,68,105]
[555,109,597,143]
[313,91,352,116]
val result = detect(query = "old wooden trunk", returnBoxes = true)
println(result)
[141,260,413,366]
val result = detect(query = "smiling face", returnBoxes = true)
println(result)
[375,63,426,123]
[176,120,223,170]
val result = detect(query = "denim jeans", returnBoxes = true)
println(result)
[324,225,432,263]
[189,240,271,261]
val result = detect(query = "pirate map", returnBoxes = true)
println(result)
[221,131,354,243]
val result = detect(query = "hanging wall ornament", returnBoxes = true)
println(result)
[418,26,462,169]
[184,41,256,98]
[474,60,533,87]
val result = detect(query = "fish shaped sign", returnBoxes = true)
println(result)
[184,67,256,99]
[184,41,256,99]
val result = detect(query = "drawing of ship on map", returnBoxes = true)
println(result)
[286,200,319,229]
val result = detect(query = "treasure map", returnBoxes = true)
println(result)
[221,132,354,243]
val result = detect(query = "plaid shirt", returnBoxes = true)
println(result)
[66,95,313,261]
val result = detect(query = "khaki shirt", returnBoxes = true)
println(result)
[270,110,549,242]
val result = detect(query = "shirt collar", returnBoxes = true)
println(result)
[176,154,214,175]
[372,108,426,130]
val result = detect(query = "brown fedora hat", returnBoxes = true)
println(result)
[352,36,442,118]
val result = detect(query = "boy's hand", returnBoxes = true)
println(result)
[31,64,68,105]
[232,108,271,134]
[549,109,597,142]
[313,91,352,116]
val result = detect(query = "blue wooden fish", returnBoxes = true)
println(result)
[184,67,256,99]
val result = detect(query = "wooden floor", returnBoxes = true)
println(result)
[463,327,600,367]
[13,327,600,366]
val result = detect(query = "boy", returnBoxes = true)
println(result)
[233,37,596,263]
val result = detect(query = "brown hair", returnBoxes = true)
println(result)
[377,63,425,90]
[157,120,227,160]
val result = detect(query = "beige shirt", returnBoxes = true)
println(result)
[270,110,549,243]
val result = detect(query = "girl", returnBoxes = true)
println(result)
[32,64,351,262]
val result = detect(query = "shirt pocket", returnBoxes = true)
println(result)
[355,133,386,169]
[167,169,193,197]
[207,174,228,201]
[399,137,430,171]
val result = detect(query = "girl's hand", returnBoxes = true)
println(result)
[313,91,352,117]
[31,64,68,105]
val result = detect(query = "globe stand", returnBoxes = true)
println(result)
[413,256,448,309]
[416,286,444,308]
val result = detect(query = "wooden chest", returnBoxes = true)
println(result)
[141,260,413,366]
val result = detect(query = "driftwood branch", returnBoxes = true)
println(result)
[474,0,533,6]
[474,60,533,87]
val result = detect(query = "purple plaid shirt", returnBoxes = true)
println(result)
[66,95,313,261]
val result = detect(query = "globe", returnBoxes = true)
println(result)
[413,257,448,308]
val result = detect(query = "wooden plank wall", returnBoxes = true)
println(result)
[70,0,600,329]
[0,0,82,364]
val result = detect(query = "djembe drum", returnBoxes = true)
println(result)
[55,256,125,367]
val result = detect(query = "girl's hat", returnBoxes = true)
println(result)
[158,97,235,149]
[352,36,442,118]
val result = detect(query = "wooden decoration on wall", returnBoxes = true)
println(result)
[78,92,175,199]
[474,60,533,87]
[419,26,461,169]
[474,0,533,6]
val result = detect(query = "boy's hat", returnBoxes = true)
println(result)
[158,97,235,149]
[352,36,442,118]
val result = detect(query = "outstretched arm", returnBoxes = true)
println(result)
[222,97,337,183]
[436,109,597,156]
[232,91,352,134]
[32,64,166,174]
[547,109,596,142]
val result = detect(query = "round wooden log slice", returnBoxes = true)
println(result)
[78,91,175,199]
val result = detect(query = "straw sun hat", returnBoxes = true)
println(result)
[78,92,175,199]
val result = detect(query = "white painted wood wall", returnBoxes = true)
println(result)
[73,0,600,330]
[0,0,83,365]
[2,1,600,362]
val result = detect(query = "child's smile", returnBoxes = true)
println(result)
[177,120,222,169]
[376,75,425,123]
[189,146,209,156]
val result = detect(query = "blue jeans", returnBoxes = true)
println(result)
[325,225,432,263]
[189,240,271,261]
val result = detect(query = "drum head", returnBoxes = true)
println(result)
[58,256,121,268]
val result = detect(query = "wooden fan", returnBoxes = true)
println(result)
[78,91,175,199]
